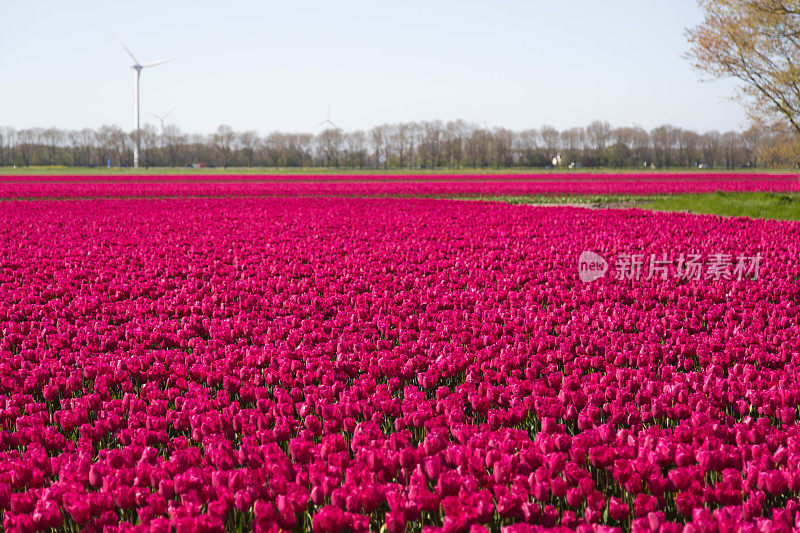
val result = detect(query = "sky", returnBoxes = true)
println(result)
[0,0,747,135]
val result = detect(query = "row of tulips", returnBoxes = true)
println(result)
[0,173,797,198]
[0,196,799,532]
[0,173,795,184]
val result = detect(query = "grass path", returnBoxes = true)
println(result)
[643,192,800,221]
[1,166,798,176]
[470,191,800,221]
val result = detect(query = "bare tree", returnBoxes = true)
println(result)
[163,125,186,167]
[740,126,761,167]
[586,120,612,166]
[41,128,64,165]
[677,129,700,167]
[138,125,159,168]
[516,129,541,166]
[561,127,585,166]
[67,128,95,167]
[16,129,39,166]
[539,125,560,161]
[0,119,793,169]
[418,121,443,168]
[610,127,634,168]
[465,123,491,168]
[95,125,130,166]
[700,130,722,167]
[632,126,651,166]
[212,125,236,168]
[390,124,412,168]
[444,121,466,168]
[687,0,800,136]
[721,131,742,168]
[369,126,387,169]
[342,131,367,168]
[317,128,343,167]
[0,127,11,166]
[239,130,260,167]
[491,128,514,168]
[651,125,679,168]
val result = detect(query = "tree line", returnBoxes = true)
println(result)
[0,120,797,169]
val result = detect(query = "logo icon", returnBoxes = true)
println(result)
[578,251,608,283]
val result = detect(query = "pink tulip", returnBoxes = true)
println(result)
[312,505,346,532]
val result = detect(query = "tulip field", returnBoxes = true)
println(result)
[2,174,800,532]
[0,172,797,199]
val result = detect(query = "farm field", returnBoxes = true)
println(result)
[1,176,800,532]
[3,167,799,176]
[0,172,797,199]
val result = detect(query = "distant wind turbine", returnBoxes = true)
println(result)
[112,33,176,168]
[318,104,338,129]
[148,107,176,135]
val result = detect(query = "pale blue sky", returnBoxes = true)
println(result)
[0,0,746,134]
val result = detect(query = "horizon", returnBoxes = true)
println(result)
[0,118,757,137]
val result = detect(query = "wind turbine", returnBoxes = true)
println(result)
[113,33,176,168]
[318,104,338,129]
[148,107,175,135]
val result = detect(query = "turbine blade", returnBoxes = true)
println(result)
[165,107,176,118]
[111,32,139,64]
[142,57,177,68]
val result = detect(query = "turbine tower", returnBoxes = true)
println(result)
[113,34,176,168]
[148,107,176,135]
[318,104,338,129]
